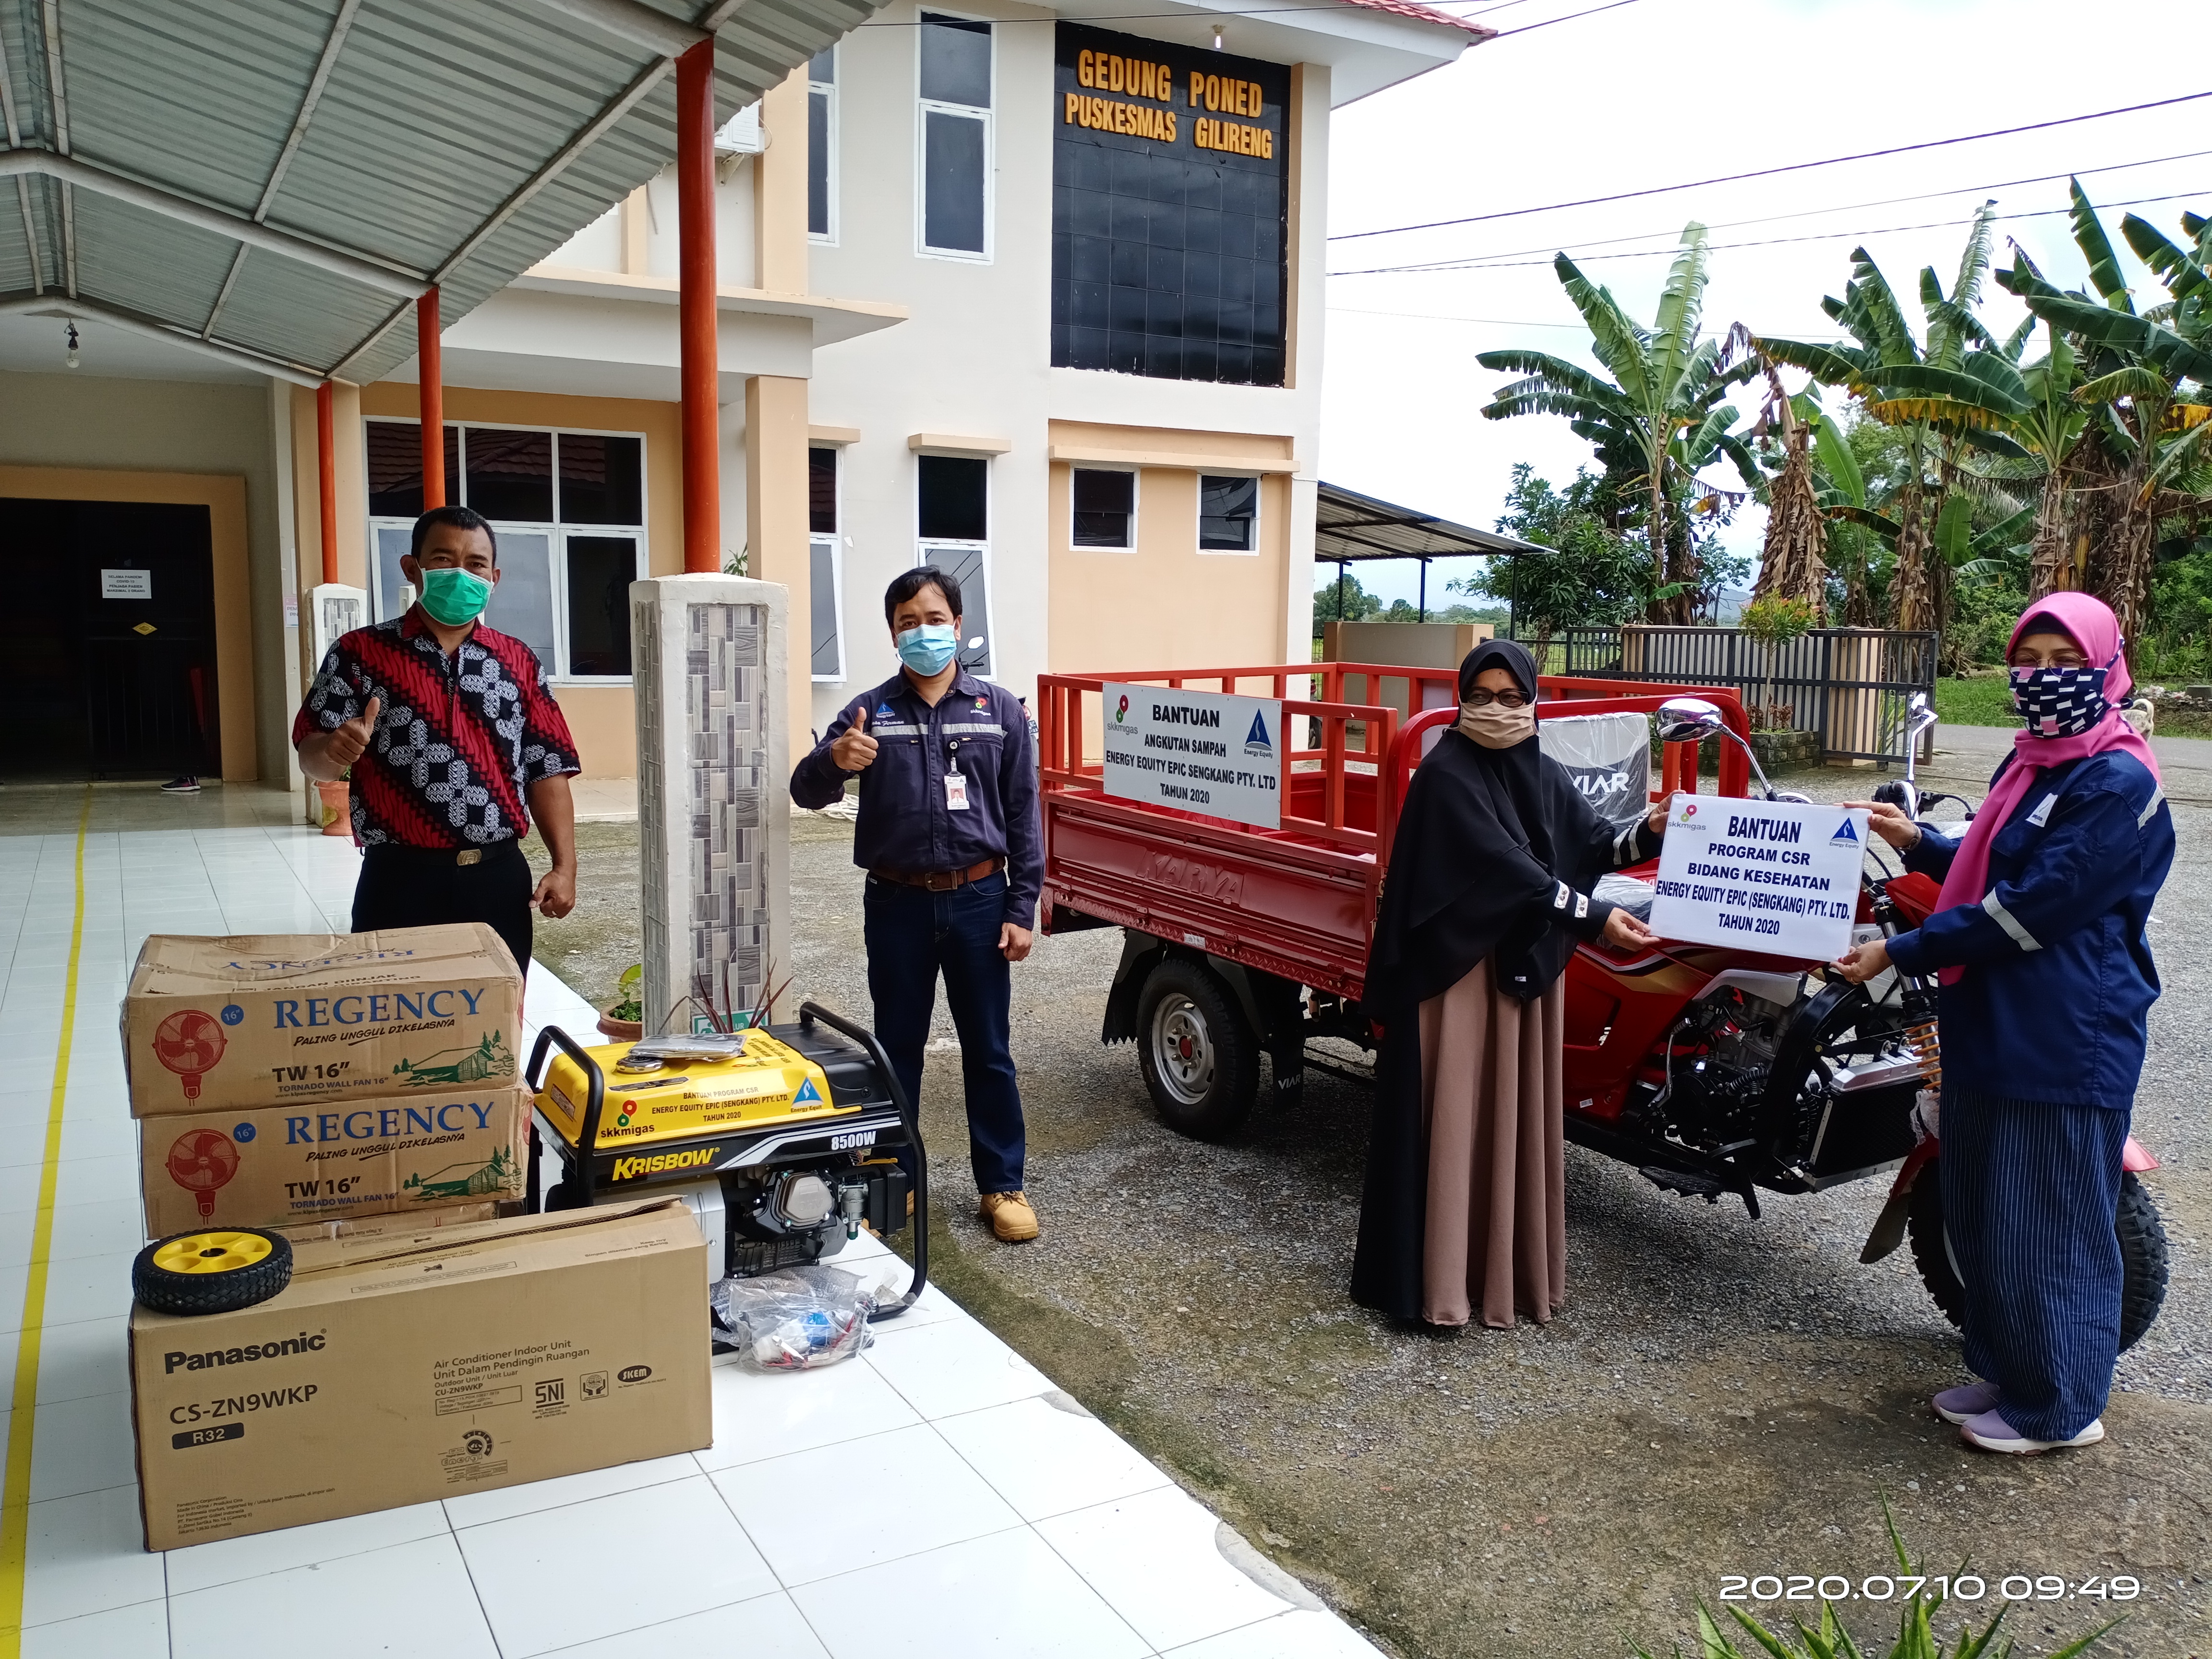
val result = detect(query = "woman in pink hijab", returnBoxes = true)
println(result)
[1835,592,2173,1455]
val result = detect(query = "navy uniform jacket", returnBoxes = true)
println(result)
[791,669,1043,928]
[1886,748,2173,1108]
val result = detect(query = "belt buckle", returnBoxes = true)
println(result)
[457,849,482,867]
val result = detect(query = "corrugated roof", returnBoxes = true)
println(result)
[1315,481,1546,561]
[0,0,881,386]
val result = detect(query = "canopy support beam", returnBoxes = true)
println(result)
[533,0,710,56]
[418,289,445,509]
[0,151,428,298]
[317,382,340,585]
[677,38,719,573]
[0,291,323,385]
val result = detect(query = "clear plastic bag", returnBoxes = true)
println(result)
[711,1264,881,1371]
[1538,711,1653,832]
[1594,872,1656,921]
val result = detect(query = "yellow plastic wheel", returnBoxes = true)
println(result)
[133,1227,292,1316]
[151,1232,276,1274]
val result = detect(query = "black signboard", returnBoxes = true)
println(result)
[1051,24,1290,386]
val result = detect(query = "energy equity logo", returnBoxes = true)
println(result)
[1243,710,1273,758]
[1830,816,1862,847]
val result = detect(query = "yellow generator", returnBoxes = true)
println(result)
[526,1002,926,1318]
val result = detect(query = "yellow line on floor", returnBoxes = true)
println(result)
[0,786,94,1653]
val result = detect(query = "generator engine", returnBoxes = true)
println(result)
[527,1004,926,1310]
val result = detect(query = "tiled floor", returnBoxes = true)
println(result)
[0,781,1382,1659]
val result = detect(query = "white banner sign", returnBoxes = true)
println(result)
[1648,795,1870,960]
[100,567,152,600]
[1101,683,1282,829]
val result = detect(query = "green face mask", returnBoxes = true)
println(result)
[417,565,492,626]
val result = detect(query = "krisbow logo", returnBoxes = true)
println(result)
[611,1146,718,1181]
[1112,693,1131,726]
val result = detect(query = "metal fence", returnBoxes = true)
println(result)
[1512,625,1939,764]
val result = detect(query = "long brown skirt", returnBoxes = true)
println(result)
[1418,958,1567,1328]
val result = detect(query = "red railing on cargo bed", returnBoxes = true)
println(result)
[1038,664,1751,1000]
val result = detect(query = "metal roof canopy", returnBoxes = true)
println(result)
[0,0,878,389]
[1315,480,1546,627]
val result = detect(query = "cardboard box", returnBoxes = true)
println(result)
[139,1088,528,1238]
[274,1201,501,1244]
[122,926,523,1118]
[131,1200,709,1552]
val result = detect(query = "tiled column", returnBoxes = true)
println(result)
[631,574,791,1037]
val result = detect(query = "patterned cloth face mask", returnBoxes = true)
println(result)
[2009,661,2112,738]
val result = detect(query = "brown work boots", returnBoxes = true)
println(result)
[979,1190,1039,1243]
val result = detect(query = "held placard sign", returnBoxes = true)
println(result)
[1101,683,1282,829]
[1648,796,1870,961]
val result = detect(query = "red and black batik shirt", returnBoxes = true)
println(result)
[292,607,581,847]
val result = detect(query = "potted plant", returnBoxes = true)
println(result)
[599,964,643,1042]
[1739,595,1815,731]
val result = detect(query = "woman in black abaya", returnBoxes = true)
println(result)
[1352,640,1667,1328]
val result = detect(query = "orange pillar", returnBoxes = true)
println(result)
[417,287,445,510]
[316,381,339,585]
[677,39,720,573]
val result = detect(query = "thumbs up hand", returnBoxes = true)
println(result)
[830,704,878,774]
[327,695,383,769]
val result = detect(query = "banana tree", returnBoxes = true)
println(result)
[1478,224,1759,621]
[1996,186,2212,645]
[1757,203,2028,636]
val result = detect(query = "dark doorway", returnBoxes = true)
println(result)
[0,499,220,780]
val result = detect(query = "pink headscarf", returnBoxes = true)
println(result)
[1928,591,2161,985]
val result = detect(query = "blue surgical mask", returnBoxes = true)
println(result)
[895,624,959,675]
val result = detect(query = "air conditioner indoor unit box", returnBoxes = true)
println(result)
[139,1087,529,1238]
[131,1199,710,1553]
[121,925,523,1118]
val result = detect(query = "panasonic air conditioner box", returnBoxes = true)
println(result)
[121,926,523,1118]
[130,1200,710,1551]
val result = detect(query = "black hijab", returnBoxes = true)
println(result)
[1362,639,1594,1010]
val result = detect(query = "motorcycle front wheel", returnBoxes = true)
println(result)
[1907,1160,2169,1352]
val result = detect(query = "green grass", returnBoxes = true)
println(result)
[1934,675,2021,730]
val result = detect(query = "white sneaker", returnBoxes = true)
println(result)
[1959,1408,2105,1454]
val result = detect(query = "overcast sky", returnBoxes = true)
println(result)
[1318,0,2212,609]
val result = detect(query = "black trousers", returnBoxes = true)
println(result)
[352,839,534,974]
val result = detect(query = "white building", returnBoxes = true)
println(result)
[0,0,1487,790]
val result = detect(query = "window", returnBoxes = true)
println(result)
[364,419,648,681]
[808,446,843,680]
[918,13,991,259]
[1199,474,1258,553]
[917,454,987,542]
[808,48,837,242]
[915,452,991,675]
[1071,468,1135,549]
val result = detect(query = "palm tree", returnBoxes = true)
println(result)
[1477,224,1757,622]
[1997,186,2212,642]
[1756,203,2028,636]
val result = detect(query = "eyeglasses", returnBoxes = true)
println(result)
[1463,690,1529,709]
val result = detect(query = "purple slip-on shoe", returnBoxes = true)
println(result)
[1932,1381,2000,1424]
[1959,1408,2105,1455]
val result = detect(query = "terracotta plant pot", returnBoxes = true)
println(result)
[315,779,352,837]
[597,1013,643,1043]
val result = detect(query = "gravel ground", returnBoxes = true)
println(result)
[526,741,2212,1659]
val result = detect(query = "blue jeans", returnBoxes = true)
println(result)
[863,871,1025,1194]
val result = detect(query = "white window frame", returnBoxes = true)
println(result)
[810,536,846,683]
[1196,471,1262,557]
[1069,465,1139,553]
[914,11,994,264]
[808,48,839,245]
[361,417,651,683]
[914,541,995,680]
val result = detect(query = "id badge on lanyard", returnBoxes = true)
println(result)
[944,770,971,811]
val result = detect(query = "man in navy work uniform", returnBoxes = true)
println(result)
[790,568,1045,1243]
